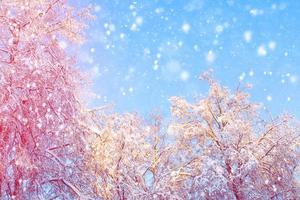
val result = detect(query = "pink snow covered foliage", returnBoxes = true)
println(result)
[0,0,93,199]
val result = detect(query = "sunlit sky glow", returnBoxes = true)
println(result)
[73,0,300,117]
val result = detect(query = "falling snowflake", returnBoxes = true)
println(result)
[243,31,252,42]
[257,45,267,57]
[182,23,191,33]
[206,50,216,63]
[180,71,190,81]
[268,41,276,50]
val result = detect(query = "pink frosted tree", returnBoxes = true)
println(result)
[0,0,92,199]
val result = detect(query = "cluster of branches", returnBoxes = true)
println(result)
[0,0,300,199]
[83,75,300,199]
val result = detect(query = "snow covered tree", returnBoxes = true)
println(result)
[86,110,176,199]
[0,0,92,199]
[87,72,300,199]
[167,72,300,199]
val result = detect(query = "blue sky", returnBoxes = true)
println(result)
[72,0,300,118]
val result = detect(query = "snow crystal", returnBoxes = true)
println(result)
[94,5,101,12]
[58,40,67,49]
[120,33,125,39]
[249,70,254,77]
[206,50,216,63]
[135,16,143,26]
[59,124,64,130]
[105,30,111,36]
[155,7,164,14]
[108,24,116,32]
[23,118,28,125]
[239,72,246,81]
[215,25,224,33]
[243,31,252,42]
[249,8,264,16]
[178,41,183,47]
[257,45,267,57]
[130,23,138,31]
[272,185,277,192]
[182,23,191,33]
[271,4,277,10]
[132,11,137,17]
[129,4,135,10]
[180,71,190,81]
[290,75,298,83]
[193,45,199,51]
[144,48,150,55]
[268,41,276,50]
[37,123,42,129]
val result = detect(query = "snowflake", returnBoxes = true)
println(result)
[289,75,298,84]
[243,31,252,42]
[180,71,190,81]
[206,50,216,63]
[257,45,267,57]
[120,33,125,39]
[135,16,143,26]
[268,41,276,50]
[182,23,191,33]
[215,25,224,33]
[249,70,254,77]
